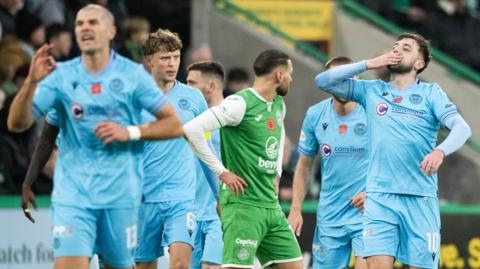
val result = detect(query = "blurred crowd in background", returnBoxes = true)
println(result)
[0,0,478,202]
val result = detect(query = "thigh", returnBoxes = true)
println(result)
[191,221,206,269]
[96,207,139,268]
[51,205,96,258]
[135,203,164,263]
[221,203,265,268]
[163,199,196,247]
[397,196,440,269]
[202,218,223,265]
[312,225,351,269]
[363,193,399,258]
[347,223,364,258]
[257,206,302,268]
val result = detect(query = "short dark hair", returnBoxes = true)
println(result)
[227,67,249,83]
[397,33,431,74]
[325,56,354,69]
[253,49,290,76]
[187,61,225,82]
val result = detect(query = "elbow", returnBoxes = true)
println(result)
[314,73,332,93]
[465,124,472,139]
[7,118,28,133]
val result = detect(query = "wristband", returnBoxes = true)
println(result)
[127,126,141,141]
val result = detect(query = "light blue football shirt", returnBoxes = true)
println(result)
[299,98,368,226]
[142,81,208,202]
[315,62,459,197]
[32,51,167,208]
[196,129,221,221]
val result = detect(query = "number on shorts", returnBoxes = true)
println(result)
[125,224,138,249]
[187,212,196,231]
[426,232,440,253]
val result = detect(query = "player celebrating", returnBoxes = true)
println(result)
[288,56,367,269]
[186,61,226,269]
[8,5,182,269]
[135,29,211,269]
[315,33,471,268]
[184,50,303,269]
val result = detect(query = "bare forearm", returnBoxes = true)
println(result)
[290,157,313,211]
[8,79,37,132]
[23,125,59,188]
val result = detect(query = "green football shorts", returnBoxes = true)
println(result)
[221,202,303,267]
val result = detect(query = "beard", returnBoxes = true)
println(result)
[387,62,414,74]
[276,85,288,96]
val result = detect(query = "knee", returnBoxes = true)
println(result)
[170,259,189,269]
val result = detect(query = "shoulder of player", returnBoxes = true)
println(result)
[306,98,331,117]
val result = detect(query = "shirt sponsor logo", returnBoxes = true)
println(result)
[354,123,366,135]
[258,157,277,174]
[71,103,84,119]
[109,78,124,91]
[409,93,423,105]
[376,102,388,116]
[338,124,347,135]
[390,105,424,117]
[321,144,331,158]
[235,238,258,248]
[265,136,279,159]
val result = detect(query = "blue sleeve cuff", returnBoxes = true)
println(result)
[297,147,317,157]
[147,95,168,115]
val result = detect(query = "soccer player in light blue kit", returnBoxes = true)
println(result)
[186,61,226,269]
[135,28,211,269]
[288,57,368,269]
[7,5,183,269]
[315,33,471,269]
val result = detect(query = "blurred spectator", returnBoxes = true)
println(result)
[46,23,73,61]
[421,0,480,72]
[0,35,29,96]
[223,67,250,97]
[0,0,23,36]
[13,63,28,89]
[15,9,45,58]
[23,0,64,27]
[118,16,150,63]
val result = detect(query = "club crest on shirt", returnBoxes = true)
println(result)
[178,99,191,110]
[376,102,388,116]
[354,123,366,135]
[109,78,124,91]
[409,94,423,105]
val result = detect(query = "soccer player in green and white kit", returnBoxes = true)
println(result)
[184,50,303,269]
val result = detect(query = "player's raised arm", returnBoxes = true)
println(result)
[183,95,248,196]
[314,51,402,99]
[8,44,57,132]
[22,122,59,223]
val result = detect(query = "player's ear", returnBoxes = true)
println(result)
[108,25,117,41]
[415,59,425,72]
[208,81,215,94]
[275,69,283,83]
